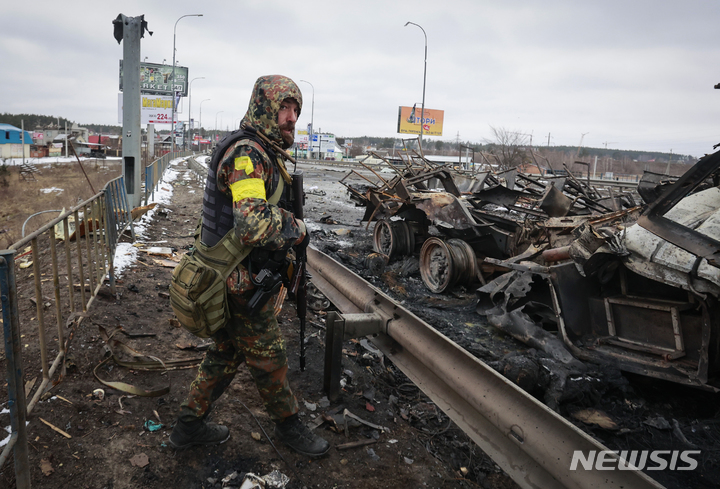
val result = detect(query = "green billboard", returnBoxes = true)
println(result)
[119,61,189,96]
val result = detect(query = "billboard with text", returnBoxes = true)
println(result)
[397,105,444,136]
[118,93,179,125]
[119,61,189,96]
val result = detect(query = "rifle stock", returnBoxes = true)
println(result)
[291,171,307,371]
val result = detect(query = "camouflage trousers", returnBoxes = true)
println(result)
[180,287,299,423]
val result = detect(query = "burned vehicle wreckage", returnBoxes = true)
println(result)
[341,145,720,392]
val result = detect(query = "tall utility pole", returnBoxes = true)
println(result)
[215,110,224,143]
[199,98,210,144]
[113,13,151,208]
[405,22,427,149]
[299,80,314,158]
[171,14,202,152]
[547,132,551,147]
[188,76,204,151]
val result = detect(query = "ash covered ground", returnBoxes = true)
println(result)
[2,157,719,489]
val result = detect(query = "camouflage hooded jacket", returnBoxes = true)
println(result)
[212,75,305,295]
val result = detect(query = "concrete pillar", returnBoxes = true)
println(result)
[147,123,155,161]
[117,14,143,208]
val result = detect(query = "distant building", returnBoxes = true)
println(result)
[0,123,33,158]
[33,122,90,147]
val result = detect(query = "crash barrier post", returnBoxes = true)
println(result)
[0,176,130,476]
[0,250,31,489]
[143,151,195,206]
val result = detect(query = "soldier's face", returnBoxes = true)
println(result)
[278,98,299,147]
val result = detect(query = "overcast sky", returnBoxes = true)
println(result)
[2,0,720,157]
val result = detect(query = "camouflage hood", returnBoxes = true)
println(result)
[241,75,302,146]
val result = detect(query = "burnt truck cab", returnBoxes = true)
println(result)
[550,151,720,390]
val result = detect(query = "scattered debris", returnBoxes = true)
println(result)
[40,459,53,476]
[672,419,698,449]
[152,258,179,268]
[261,470,289,489]
[319,215,338,224]
[366,448,380,461]
[571,408,619,430]
[137,246,173,257]
[25,376,37,398]
[39,418,71,439]
[307,187,327,197]
[644,416,671,430]
[129,453,149,468]
[144,420,163,432]
[223,470,289,489]
[56,395,73,405]
[336,439,378,450]
[343,409,389,433]
[131,203,158,220]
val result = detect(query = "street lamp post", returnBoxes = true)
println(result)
[215,110,224,144]
[404,21,427,149]
[188,76,204,151]
[299,80,314,159]
[199,98,210,150]
[171,13,203,153]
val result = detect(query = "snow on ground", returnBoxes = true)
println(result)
[40,187,64,194]
[195,155,210,168]
[113,242,139,279]
[113,156,186,278]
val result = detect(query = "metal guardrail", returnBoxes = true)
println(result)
[0,175,133,487]
[186,155,209,179]
[144,151,194,205]
[308,247,665,489]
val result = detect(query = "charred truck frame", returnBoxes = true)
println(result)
[341,141,720,391]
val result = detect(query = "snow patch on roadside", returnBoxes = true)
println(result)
[114,242,138,279]
[113,156,186,276]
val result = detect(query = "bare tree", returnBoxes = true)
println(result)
[485,126,531,170]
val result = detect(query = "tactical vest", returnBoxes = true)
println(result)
[201,127,286,247]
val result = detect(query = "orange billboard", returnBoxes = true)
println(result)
[397,105,444,136]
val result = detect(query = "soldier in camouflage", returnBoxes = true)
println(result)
[169,75,330,457]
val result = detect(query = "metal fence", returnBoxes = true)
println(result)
[0,152,195,487]
[144,150,194,205]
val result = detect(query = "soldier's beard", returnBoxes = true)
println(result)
[279,122,295,149]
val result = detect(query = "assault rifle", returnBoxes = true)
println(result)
[289,171,307,371]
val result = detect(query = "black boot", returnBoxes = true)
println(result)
[169,417,230,449]
[274,414,330,457]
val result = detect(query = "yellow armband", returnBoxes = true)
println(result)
[230,178,266,202]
